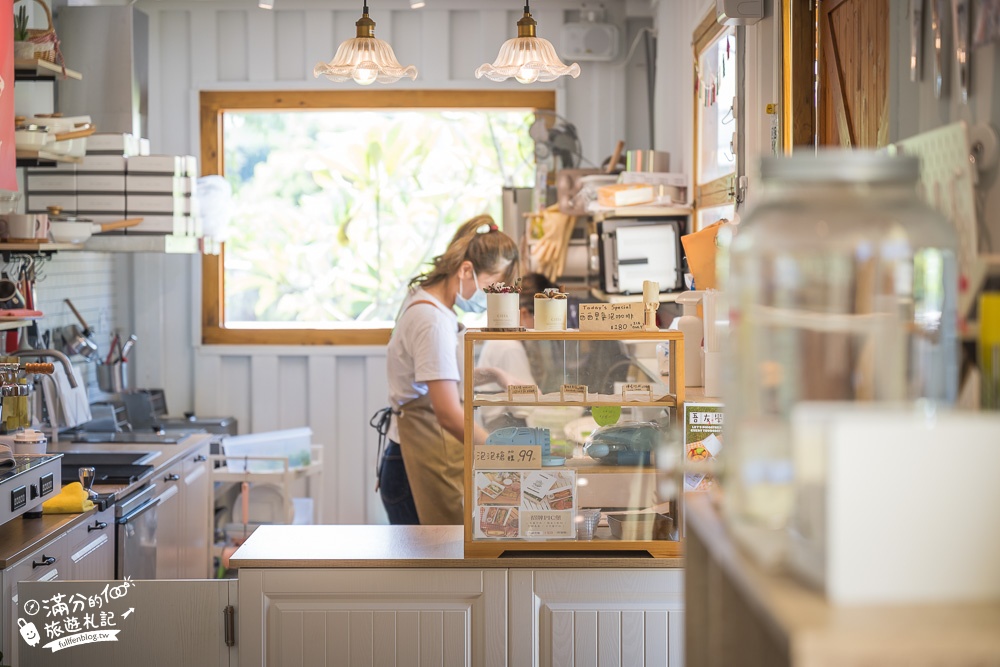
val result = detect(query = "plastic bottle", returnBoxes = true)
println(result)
[674,291,704,387]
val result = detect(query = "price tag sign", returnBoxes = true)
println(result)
[473,445,542,469]
[507,384,539,401]
[560,384,588,402]
[622,383,653,401]
[578,302,646,332]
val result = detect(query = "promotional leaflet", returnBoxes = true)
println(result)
[473,469,576,539]
[683,401,724,491]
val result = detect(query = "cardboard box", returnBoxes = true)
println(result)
[25,173,77,193]
[597,183,656,208]
[126,175,192,195]
[86,132,140,156]
[77,174,127,193]
[126,194,179,214]
[79,155,128,173]
[127,155,181,175]
[77,194,127,214]
[25,194,76,214]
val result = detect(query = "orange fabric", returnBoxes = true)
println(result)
[681,221,725,290]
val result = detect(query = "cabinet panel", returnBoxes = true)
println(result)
[181,445,210,578]
[155,460,183,579]
[65,507,115,580]
[2,534,67,667]
[240,568,506,667]
[510,569,684,667]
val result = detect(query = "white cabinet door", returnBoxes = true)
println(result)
[239,568,507,667]
[155,461,183,579]
[180,445,211,579]
[2,534,68,667]
[64,507,115,581]
[509,569,685,667]
[17,580,236,667]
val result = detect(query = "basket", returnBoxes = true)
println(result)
[20,0,58,63]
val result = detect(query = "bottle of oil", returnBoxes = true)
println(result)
[722,150,959,567]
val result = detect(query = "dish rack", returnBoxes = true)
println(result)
[208,438,324,573]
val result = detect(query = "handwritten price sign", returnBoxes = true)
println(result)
[473,445,542,469]
[578,302,646,332]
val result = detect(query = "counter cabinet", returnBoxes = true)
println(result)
[463,329,685,559]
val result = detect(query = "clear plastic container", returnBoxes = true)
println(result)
[722,150,959,567]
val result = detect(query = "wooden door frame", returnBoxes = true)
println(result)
[782,0,818,152]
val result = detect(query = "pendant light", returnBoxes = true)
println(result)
[475,2,581,84]
[313,0,418,86]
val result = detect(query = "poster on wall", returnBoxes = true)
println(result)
[683,402,724,491]
[0,0,16,191]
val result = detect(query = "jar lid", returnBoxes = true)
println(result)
[760,150,919,184]
[14,429,46,443]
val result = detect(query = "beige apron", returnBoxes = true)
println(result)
[396,393,465,525]
[394,297,465,525]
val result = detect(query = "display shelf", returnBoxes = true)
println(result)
[0,241,79,252]
[13,59,83,80]
[464,328,686,559]
[82,235,200,254]
[15,149,84,167]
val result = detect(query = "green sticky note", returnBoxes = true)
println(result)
[591,405,621,426]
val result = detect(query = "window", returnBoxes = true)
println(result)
[200,90,555,346]
[693,12,738,231]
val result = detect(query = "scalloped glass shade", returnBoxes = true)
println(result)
[475,36,581,84]
[314,37,418,85]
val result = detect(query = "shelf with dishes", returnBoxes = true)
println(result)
[13,58,83,81]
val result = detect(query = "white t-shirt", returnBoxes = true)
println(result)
[476,339,535,429]
[386,288,463,442]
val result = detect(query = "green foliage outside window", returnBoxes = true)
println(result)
[222,110,535,325]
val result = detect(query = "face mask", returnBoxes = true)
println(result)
[455,269,487,313]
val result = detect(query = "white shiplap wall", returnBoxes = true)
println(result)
[125,0,657,525]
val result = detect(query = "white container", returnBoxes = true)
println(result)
[13,429,47,455]
[533,296,567,331]
[486,293,519,329]
[789,406,1000,605]
[674,291,704,387]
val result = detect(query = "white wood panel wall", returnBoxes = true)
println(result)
[124,0,658,527]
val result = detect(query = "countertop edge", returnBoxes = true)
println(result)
[0,506,102,569]
[231,557,685,569]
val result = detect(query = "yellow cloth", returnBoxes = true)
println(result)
[42,482,95,514]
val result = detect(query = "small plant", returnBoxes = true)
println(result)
[484,279,521,294]
[14,5,29,41]
[535,287,568,299]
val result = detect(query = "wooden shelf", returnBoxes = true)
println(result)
[14,59,82,81]
[15,149,83,167]
[0,319,35,331]
[0,242,79,252]
[465,329,685,342]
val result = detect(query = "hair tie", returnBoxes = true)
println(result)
[488,223,498,232]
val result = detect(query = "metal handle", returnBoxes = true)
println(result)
[163,473,180,482]
[87,520,107,532]
[194,454,207,463]
[32,555,56,569]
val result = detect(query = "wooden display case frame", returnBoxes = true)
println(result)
[463,329,685,558]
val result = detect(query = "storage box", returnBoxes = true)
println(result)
[79,155,127,173]
[597,183,655,208]
[127,174,185,194]
[77,194,126,214]
[25,194,76,214]
[25,173,77,193]
[77,174,126,193]
[127,155,181,175]
[126,194,180,214]
[87,132,139,155]
[222,427,313,473]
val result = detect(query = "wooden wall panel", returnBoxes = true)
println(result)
[449,11,480,81]
[303,9,334,87]
[275,11,306,82]
[247,10,277,83]
[157,10,191,155]
[277,355,309,429]
[217,10,249,82]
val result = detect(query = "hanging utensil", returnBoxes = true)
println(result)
[62,298,99,360]
[119,334,137,362]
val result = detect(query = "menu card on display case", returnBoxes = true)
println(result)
[684,402,724,491]
[473,469,577,539]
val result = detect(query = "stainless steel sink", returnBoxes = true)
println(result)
[59,452,158,486]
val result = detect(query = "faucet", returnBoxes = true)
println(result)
[10,349,79,388]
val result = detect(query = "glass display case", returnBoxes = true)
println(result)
[463,329,685,558]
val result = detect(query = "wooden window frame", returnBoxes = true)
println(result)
[692,10,737,219]
[200,89,556,346]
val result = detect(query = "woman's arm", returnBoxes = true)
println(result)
[426,379,489,446]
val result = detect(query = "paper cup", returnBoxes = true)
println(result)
[534,296,567,331]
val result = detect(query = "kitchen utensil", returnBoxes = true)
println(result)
[932,0,949,98]
[910,0,924,81]
[78,466,98,500]
[49,218,143,244]
[0,214,45,241]
[953,0,970,103]
[62,298,99,360]
[119,334,137,362]
[0,279,27,310]
[105,333,120,366]
[606,140,625,174]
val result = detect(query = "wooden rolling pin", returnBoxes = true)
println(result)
[22,363,54,374]
[607,140,625,174]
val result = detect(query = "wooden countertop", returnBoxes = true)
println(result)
[231,524,684,569]
[686,493,1000,664]
[0,434,213,568]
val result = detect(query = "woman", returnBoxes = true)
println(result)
[380,214,519,525]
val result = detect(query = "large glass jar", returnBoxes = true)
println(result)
[722,151,959,567]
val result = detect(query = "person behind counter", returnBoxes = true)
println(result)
[380,214,520,526]
[477,272,558,431]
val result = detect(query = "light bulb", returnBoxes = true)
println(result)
[410,0,425,7]
[353,68,378,85]
[515,66,539,84]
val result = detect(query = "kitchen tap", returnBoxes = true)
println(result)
[10,350,79,388]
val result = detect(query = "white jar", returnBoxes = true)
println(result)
[13,429,47,456]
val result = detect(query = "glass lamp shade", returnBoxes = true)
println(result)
[313,8,417,85]
[476,11,580,84]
